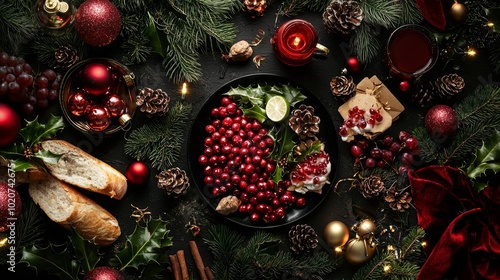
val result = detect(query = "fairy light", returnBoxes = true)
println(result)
[181,82,187,100]
[383,264,391,273]
[421,241,427,248]
[487,22,494,28]
[334,246,343,253]
[467,48,477,57]
[387,244,394,251]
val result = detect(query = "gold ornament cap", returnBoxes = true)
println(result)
[323,221,350,247]
[119,113,132,126]
[356,219,377,240]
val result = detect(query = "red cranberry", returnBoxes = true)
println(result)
[226,103,237,114]
[198,155,208,165]
[204,137,214,147]
[350,145,363,158]
[249,213,260,222]
[205,125,215,133]
[247,184,258,195]
[274,207,286,219]
[295,197,306,207]
[211,108,220,117]
[221,97,231,106]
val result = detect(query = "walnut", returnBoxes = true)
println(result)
[228,40,253,62]
[215,195,241,215]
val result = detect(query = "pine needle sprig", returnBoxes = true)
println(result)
[400,227,425,263]
[398,0,423,25]
[0,2,37,54]
[352,22,381,63]
[124,101,192,170]
[359,0,401,29]
[412,127,439,163]
[16,199,47,253]
[490,39,500,74]
[205,225,244,280]
[30,33,88,68]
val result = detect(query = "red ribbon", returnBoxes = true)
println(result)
[408,165,500,279]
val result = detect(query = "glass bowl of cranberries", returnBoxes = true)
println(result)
[188,74,339,228]
[59,58,137,135]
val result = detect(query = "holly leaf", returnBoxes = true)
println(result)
[10,159,37,172]
[223,85,266,107]
[34,149,61,166]
[268,84,307,107]
[139,260,166,280]
[242,104,266,123]
[110,218,173,270]
[20,244,80,280]
[466,130,500,180]
[269,124,296,160]
[0,142,25,160]
[20,115,65,148]
[69,230,102,274]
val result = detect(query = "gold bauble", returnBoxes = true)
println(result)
[450,2,468,23]
[323,221,349,247]
[357,219,377,240]
[345,238,376,265]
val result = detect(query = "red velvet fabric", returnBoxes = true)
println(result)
[408,166,500,280]
[415,0,447,30]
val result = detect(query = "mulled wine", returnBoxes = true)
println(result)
[385,25,438,79]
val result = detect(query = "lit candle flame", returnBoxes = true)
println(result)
[293,36,301,47]
[181,82,187,100]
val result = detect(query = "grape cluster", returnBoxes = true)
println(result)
[350,131,421,172]
[0,52,61,114]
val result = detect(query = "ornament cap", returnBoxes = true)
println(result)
[44,0,61,13]
[123,73,135,87]
[119,114,132,126]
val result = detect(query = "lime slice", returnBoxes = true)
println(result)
[266,95,290,122]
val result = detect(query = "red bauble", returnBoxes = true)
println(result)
[425,105,458,141]
[103,94,126,117]
[0,103,20,147]
[0,182,22,232]
[346,56,362,73]
[80,62,113,96]
[68,90,91,116]
[74,0,122,47]
[399,80,410,92]
[83,266,124,280]
[86,105,111,131]
[126,161,150,185]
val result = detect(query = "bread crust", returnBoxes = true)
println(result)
[41,140,127,199]
[29,173,121,246]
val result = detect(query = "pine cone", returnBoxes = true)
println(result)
[136,87,171,117]
[54,46,80,69]
[243,0,268,18]
[385,186,412,212]
[330,75,355,98]
[289,104,321,139]
[289,224,318,254]
[323,0,363,36]
[358,175,385,199]
[435,73,465,99]
[156,167,190,197]
[411,82,435,107]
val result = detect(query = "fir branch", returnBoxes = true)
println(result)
[397,0,423,25]
[121,33,152,65]
[205,225,245,280]
[124,101,192,170]
[296,251,340,276]
[359,0,401,29]
[353,252,392,280]
[306,0,332,12]
[489,38,500,74]
[30,33,88,68]
[0,2,37,54]
[412,126,439,163]
[352,22,381,63]
[400,227,425,262]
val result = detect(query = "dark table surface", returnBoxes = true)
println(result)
[7,6,500,280]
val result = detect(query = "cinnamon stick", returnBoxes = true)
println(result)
[205,266,215,280]
[176,250,189,280]
[189,240,208,280]
[169,254,182,280]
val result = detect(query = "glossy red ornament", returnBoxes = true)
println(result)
[86,105,111,131]
[126,161,150,185]
[425,105,458,141]
[83,266,124,280]
[271,19,319,66]
[74,0,122,47]
[399,80,410,92]
[68,90,91,116]
[346,56,361,73]
[0,182,22,232]
[80,62,113,96]
[103,94,126,117]
[0,103,20,147]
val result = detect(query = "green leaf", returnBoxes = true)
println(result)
[242,104,266,123]
[139,260,166,280]
[34,150,61,166]
[11,159,36,172]
[145,13,167,57]
[269,124,296,160]
[271,165,285,185]
[223,85,266,107]
[20,115,65,148]
[110,218,173,270]
[69,230,102,274]
[20,244,79,280]
[0,142,26,161]
[293,141,322,163]
[466,130,500,179]
[273,84,307,107]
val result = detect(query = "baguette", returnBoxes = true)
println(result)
[41,140,127,199]
[28,173,121,246]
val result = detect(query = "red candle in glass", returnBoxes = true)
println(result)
[385,25,438,79]
[272,19,319,66]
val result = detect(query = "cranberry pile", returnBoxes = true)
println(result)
[198,97,306,223]
[350,130,421,172]
[339,106,383,139]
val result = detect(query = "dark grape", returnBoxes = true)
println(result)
[42,69,57,81]
[357,139,370,150]
[22,103,34,115]
[404,137,419,150]
[398,131,410,142]
[47,89,58,100]
[8,81,21,95]
[5,73,15,83]
[35,76,49,88]
[365,158,376,168]
[401,152,413,165]
[350,145,364,158]
[17,73,32,87]
[14,64,23,75]
[35,88,48,99]
[0,82,8,96]
[389,141,401,153]
[23,64,32,73]
[7,56,18,66]
[382,135,393,147]
[50,80,60,90]
[27,95,37,105]
[382,149,393,162]
[0,53,8,65]
[0,67,6,78]
[370,147,382,159]
[36,98,49,108]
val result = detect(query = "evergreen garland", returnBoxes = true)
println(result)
[124,101,192,170]
[413,85,500,167]
[205,225,341,280]
[0,1,37,55]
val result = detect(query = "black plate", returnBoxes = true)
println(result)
[188,74,339,228]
